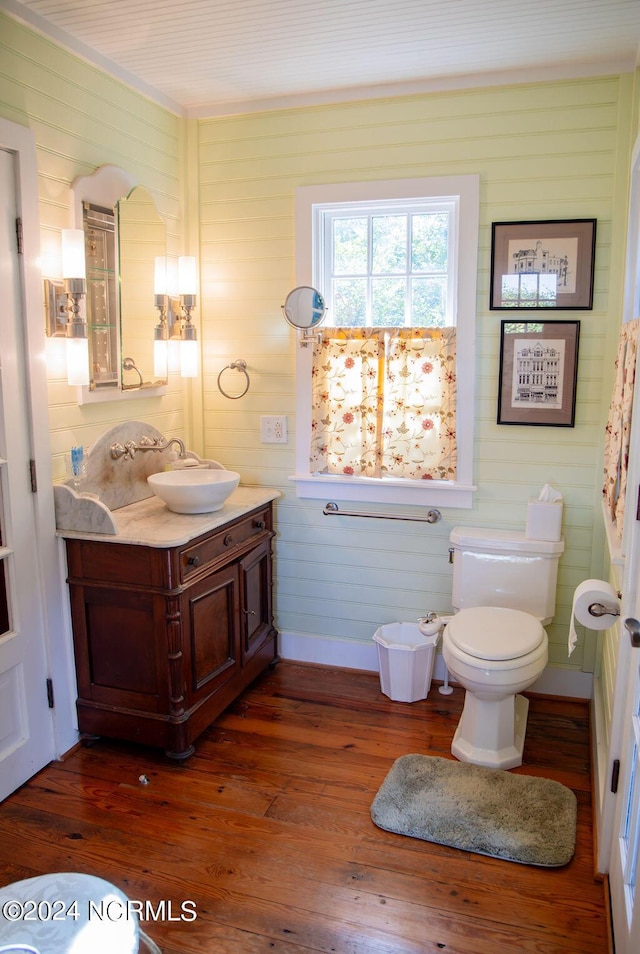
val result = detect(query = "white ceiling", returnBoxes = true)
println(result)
[3,0,640,116]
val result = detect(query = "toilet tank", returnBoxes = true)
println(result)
[450,526,564,624]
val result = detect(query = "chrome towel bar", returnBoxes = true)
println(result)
[323,501,441,524]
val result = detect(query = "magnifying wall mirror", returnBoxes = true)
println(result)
[282,286,326,329]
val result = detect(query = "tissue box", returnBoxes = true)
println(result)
[526,501,563,542]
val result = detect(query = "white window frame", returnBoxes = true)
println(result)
[290,175,479,509]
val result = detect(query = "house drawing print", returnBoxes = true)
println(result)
[511,339,565,409]
[507,237,578,294]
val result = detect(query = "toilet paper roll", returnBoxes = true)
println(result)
[568,579,619,656]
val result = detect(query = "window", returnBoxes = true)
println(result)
[322,201,456,328]
[292,175,479,509]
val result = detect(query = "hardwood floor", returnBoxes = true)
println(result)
[0,663,608,953]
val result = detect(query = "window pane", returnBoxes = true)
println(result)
[333,278,367,326]
[412,212,448,272]
[372,277,405,326]
[372,215,406,274]
[333,218,368,274]
[623,743,637,842]
[412,277,448,326]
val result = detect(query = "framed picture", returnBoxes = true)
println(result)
[497,320,580,427]
[490,219,596,310]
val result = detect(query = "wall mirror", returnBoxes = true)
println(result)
[117,186,169,390]
[71,165,169,402]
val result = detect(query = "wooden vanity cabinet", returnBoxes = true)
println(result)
[64,503,277,759]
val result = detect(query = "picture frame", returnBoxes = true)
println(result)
[490,219,596,310]
[497,320,580,427]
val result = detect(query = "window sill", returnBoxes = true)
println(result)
[290,474,475,509]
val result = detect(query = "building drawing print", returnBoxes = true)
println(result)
[511,339,565,409]
[502,236,579,306]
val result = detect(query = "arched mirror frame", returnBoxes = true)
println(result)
[70,165,169,404]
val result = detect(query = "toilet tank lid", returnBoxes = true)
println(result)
[450,526,564,556]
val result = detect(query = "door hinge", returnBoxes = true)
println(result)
[611,758,621,794]
[46,678,55,709]
[29,460,37,493]
[15,217,23,255]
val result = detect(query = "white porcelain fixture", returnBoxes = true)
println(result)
[442,526,564,770]
[147,469,240,513]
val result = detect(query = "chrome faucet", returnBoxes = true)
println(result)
[110,435,186,461]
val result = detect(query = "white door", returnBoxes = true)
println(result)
[609,606,640,952]
[0,145,55,800]
[608,133,640,953]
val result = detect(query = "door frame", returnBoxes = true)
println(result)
[0,117,78,759]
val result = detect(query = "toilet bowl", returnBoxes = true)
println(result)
[443,605,548,769]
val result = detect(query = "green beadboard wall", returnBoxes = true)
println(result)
[0,11,187,477]
[196,75,635,677]
[2,5,637,682]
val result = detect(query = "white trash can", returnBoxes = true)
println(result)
[373,622,440,702]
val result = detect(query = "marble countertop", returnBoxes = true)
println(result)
[57,486,281,548]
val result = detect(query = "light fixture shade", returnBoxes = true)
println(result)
[154,256,168,296]
[66,336,90,386]
[180,338,199,378]
[61,229,86,280]
[154,338,169,380]
[168,336,181,374]
[166,258,179,297]
[178,256,197,296]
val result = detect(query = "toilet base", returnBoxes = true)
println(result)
[451,692,529,770]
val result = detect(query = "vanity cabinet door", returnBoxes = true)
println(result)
[240,537,273,663]
[69,583,167,713]
[182,562,242,706]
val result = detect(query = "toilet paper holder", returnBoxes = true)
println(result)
[588,601,620,618]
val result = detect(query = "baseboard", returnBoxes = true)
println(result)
[278,630,594,699]
[531,665,593,699]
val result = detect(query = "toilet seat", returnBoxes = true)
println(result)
[447,606,545,661]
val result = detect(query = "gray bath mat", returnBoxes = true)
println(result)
[371,754,577,866]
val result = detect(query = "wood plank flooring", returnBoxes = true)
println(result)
[0,663,608,953]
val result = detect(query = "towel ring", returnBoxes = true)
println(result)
[217,358,250,399]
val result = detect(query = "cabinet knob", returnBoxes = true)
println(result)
[244,609,256,616]
[187,555,201,567]
[224,533,234,546]
[253,519,266,530]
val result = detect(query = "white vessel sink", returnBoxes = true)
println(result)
[147,469,240,514]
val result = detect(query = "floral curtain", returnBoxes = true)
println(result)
[603,317,639,540]
[310,327,456,480]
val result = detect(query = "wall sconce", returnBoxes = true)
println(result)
[43,229,89,386]
[178,255,198,379]
[153,256,199,379]
[153,256,170,380]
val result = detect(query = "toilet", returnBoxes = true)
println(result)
[442,526,564,770]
